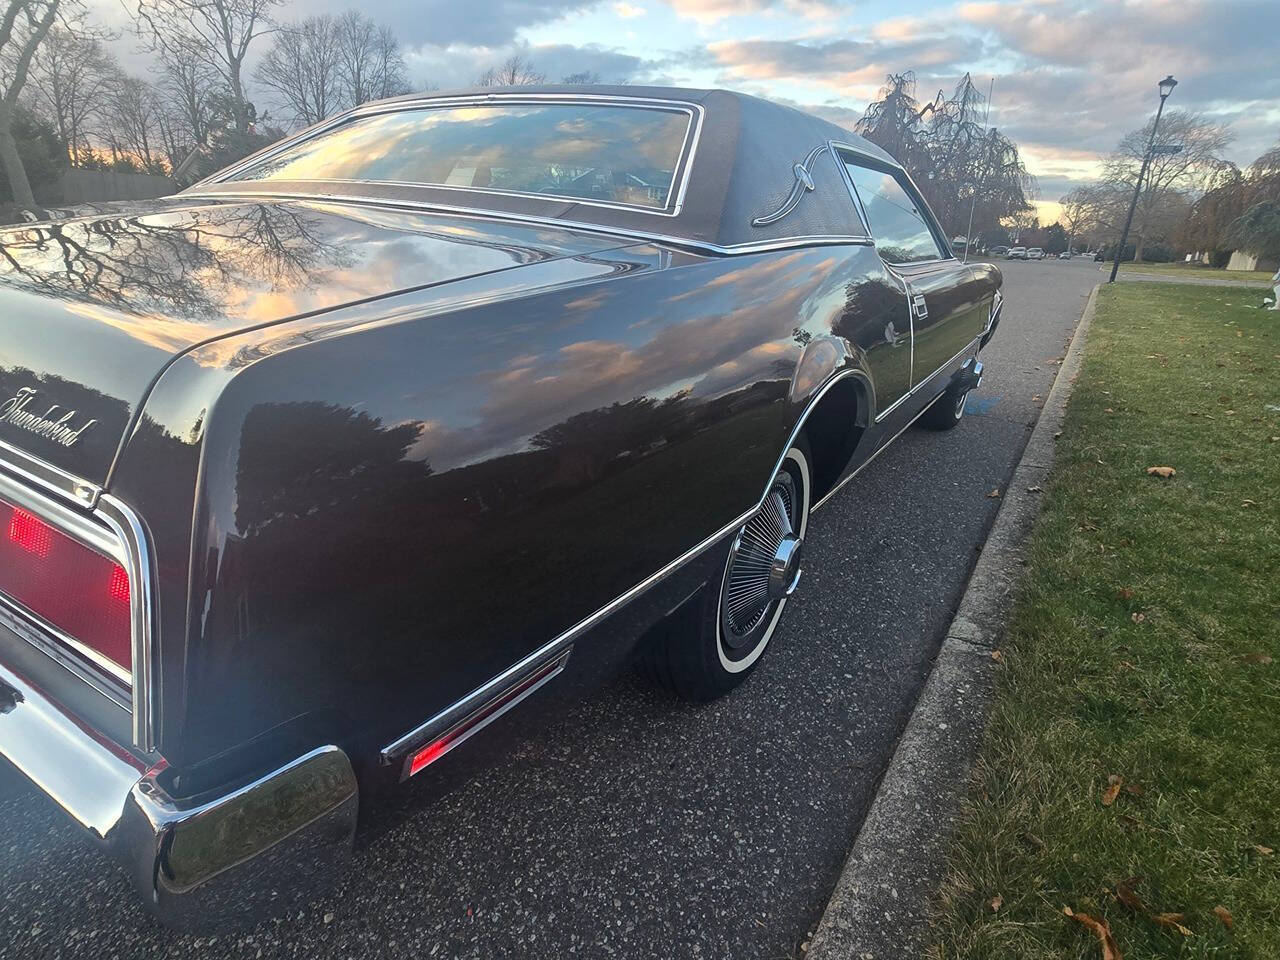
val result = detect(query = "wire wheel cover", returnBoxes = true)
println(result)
[722,473,797,645]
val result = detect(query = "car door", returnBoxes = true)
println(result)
[837,153,989,390]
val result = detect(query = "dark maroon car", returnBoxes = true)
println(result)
[0,86,1001,927]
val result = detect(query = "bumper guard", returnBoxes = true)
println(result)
[0,659,357,930]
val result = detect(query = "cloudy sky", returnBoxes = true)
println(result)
[92,0,1280,222]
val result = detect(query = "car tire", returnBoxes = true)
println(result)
[920,379,971,431]
[640,437,811,701]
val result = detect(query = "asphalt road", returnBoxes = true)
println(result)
[1,257,1101,960]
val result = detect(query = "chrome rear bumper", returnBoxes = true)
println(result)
[0,659,357,930]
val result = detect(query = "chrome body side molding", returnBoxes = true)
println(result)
[873,336,981,425]
[380,367,876,762]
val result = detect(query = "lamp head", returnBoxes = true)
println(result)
[1158,75,1178,99]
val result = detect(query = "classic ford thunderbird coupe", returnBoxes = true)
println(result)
[0,86,1001,926]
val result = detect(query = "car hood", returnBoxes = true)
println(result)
[0,196,627,486]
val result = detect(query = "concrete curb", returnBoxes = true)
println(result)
[805,284,1102,960]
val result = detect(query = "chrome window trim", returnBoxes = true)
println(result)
[206,94,706,219]
[0,462,156,751]
[178,188,875,258]
[828,141,957,266]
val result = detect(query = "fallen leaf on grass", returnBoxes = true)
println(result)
[1253,844,1274,856]
[1027,484,1043,492]
[990,894,1003,912]
[1145,466,1176,478]
[1115,878,1146,912]
[1213,906,1234,930]
[1131,612,1145,624]
[1242,499,1257,507]
[1152,913,1193,936]
[1064,906,1122,960]
[1124,783,1144,797]
[1102,774,1124,806]
[1239,653,1273,665]
[991,650,1004,663]
[987,488,1001,499]
[1117,587,1134,600]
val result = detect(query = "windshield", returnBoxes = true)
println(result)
[227,102,693,211]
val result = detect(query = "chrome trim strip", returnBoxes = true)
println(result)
[97,494,157,752]
[178,188,875,258]
[0,464,156,750]
[873,336,981,424]
[381,367,881,761]
[0,658,144,838]
[0,437,100,507]
[0,596,132,695]
[751,146,824,227]
[204,94,705,219]
[983,289,1004,338]
[384,650,571,775]
[380,501,760,760]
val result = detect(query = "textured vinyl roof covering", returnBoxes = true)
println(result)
[191,86,901,251]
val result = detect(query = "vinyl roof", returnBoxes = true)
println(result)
[192,85,903,252]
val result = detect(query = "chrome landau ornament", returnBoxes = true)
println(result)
[0,387,97,447]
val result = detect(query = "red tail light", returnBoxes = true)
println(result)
[0,497,132,676]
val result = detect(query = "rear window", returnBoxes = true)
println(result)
[228,102,692,211]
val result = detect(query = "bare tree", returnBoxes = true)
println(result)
[26,22,114,164]
[154,40,218,153]
[335,11,408,107]
[561,71,600,84]
[1,0,63,208]
[855,72,1035,237]
[134,0,281,134]
[105,72,168,174]
[1102,109,1233,260]
[255,14,341,127]
[476,54,543,87]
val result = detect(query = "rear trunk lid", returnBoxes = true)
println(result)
[0,195,626,485]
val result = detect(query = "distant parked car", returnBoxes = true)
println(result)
[990,245,1009,257]
[1058,251,1072,259]
[1007,246,1027,260]
[1026,247,1045,260]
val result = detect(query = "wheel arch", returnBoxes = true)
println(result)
[760,365,872,509]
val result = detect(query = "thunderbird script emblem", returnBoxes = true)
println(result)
[0,386,97,447]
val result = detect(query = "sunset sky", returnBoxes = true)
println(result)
[92,0,1280,224]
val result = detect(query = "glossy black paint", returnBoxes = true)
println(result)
[0,198,627,484]
[2,187,1000,790]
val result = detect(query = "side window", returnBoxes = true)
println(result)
[842,161,948,264]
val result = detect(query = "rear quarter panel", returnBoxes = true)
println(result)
[117,239,906,775]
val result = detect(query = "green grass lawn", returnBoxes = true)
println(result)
[932,282,1280,959]
[1118,261,1275,284]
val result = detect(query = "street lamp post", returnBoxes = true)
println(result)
[1109,75,1177,283]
